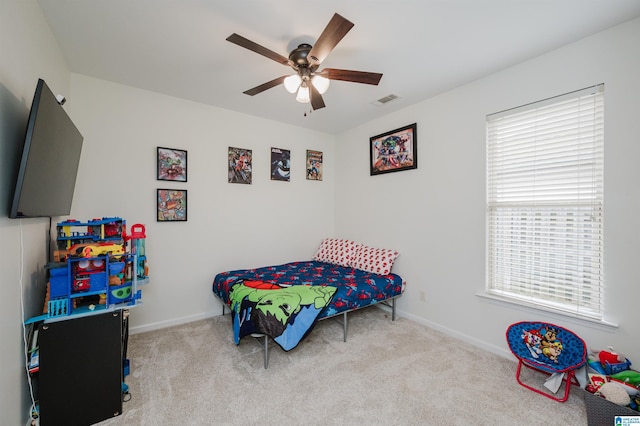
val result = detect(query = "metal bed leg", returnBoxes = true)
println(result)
[392,297,396,321]
[250,334,270,369]
[343,312,348,342]
[263,335,269,369]
[223,303,269,368]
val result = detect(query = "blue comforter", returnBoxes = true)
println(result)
[212,261,404,350]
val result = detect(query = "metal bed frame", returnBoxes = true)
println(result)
[221,295,399,369]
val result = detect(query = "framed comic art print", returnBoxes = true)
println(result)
[157,189,187,222]
[369,123,417,176]
[157,147,187,182]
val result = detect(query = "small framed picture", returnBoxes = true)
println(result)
[271,147,290,181]
[157,147,187,182]
[306,150,323,181]
[228,147,252,184]
[157,189,187,222]
[369,123,417,176]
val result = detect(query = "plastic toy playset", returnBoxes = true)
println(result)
[27,217,149,323]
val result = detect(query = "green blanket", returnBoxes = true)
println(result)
[229,280,337,351]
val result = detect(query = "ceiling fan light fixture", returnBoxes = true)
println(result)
[296,85,310,103]
[312,75,330,94]
[227,14,381,112]
[283,74,301,93]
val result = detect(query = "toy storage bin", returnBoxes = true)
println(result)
[583,389,639,426]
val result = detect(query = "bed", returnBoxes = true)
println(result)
[211,239,405,368]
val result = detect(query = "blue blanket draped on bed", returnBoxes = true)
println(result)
[228,279,337,351]
[213,260,404,318]
[213,261,404,351]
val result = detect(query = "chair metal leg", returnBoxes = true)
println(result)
[515,360,578,403]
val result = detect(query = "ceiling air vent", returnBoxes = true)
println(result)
[372,93,400,106]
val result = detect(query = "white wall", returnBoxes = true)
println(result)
[0,2,72,425]
[335,17,640,361]
[68,75,336,332]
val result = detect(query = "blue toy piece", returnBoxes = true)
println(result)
[588,359,608,375]
[108,283,133,304]
[602,358,632,375]
[506,321,587,402]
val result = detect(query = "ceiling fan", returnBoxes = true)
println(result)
[226,13,383,111]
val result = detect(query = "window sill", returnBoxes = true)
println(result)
[476,291,619,331]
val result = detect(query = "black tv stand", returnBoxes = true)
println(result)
[36,310,128,425]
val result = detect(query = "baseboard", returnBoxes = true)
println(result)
[396,308,514,361]
[129,311,217,335]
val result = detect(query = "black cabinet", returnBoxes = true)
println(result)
[38,310,125,426]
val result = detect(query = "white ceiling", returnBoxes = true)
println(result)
[37,0,640,135]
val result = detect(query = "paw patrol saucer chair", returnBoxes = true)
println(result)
[506,321,587,402]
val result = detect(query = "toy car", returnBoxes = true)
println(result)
[70,242,125,258]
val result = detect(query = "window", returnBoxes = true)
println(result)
[486,85,604,320]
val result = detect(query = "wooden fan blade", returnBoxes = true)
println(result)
[318,68,383,85]
[226,33,291,66]
[243,76,287,96]
[307,13,354,67]
[310,84,326,110]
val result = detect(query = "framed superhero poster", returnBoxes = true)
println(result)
[157,189,187,222]
[306,150,323,181]
[157,147,187,182]
[271,147,290,182]
[369,123,417,176]
[228,147,252,184]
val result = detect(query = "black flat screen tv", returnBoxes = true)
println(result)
[10,79,83,218]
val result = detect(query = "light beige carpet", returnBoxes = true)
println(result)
[99,308,587,425]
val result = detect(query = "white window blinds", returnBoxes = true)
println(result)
[486,85,604,319]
